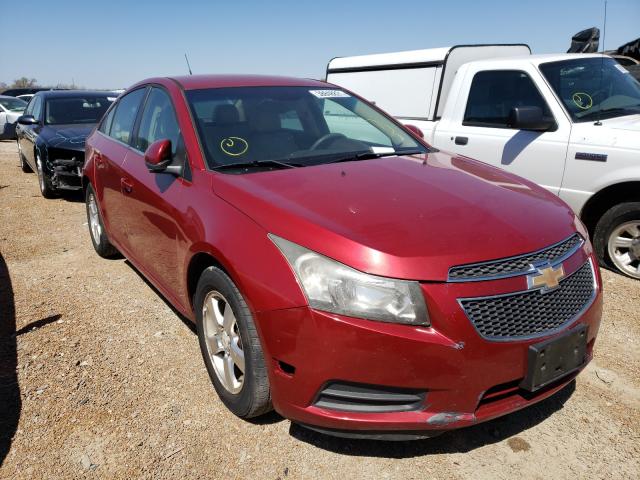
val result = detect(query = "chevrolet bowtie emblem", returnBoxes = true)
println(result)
[527,262,565,293]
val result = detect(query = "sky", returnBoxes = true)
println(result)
[1,0,638,90]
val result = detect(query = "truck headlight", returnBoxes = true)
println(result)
[270,235,429,326]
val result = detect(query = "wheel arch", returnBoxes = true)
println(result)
[186,250,233,315]
[580,181,640,236]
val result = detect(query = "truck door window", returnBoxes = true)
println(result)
[463,71,552,128]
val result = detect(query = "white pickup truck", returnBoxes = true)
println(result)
[327,45,640,279]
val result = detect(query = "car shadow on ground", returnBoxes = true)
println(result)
[289,380,576,457]
[0,253,20,467]
[123,260,196,334]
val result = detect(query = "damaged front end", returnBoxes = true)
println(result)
[47,147,85,190]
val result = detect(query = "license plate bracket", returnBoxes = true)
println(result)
[520,324,588,392]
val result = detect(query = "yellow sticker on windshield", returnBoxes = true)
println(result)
[572,92,593,110]
[220,137,249,156]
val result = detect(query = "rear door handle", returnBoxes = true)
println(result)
[454,136,469,145]
[120,178,134,194]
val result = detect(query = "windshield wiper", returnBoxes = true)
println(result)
[212,159,300,171]
[327,149,425,164]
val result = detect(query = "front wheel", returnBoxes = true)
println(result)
[35,153,56,198]
[593,202,640,280]
[18,142,31,173]
[195,267,271,418]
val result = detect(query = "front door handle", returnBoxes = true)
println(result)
[120,178,134,194]
[454,136,469,146]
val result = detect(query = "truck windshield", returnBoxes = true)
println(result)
[540,57,640,122]
[186,86,427,172]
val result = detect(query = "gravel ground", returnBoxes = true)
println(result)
[0,140,638,479]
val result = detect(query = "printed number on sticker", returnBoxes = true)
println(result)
[309,90,350,98]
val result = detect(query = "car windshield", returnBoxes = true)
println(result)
[186,86,427,172]
[540,57,640,122]
[45,96,115,125]
[0,97,27,112]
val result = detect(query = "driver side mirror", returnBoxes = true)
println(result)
[404,124,424,139]
[144,139,182,176]
[508,107,556,132]
[17,115,39,125]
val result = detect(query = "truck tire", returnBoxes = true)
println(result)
[593,202,640,280]
[195,266,272,418]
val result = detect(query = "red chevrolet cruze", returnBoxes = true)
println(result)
[83,75,602,440]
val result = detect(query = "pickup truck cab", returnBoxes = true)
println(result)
[327,48,640,279]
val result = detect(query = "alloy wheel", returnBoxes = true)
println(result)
[201,291,245,394]
[607,221,640,279]
[36,155,45,192]
[87,192,102,243]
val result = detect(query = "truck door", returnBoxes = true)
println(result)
[434,68,571,194]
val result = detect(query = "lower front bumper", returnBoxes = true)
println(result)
[255,263,602,437]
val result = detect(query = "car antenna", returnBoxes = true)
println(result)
[595,0,607,126]
[184,53,193,75]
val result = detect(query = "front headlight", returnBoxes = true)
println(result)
[270,235,429,326]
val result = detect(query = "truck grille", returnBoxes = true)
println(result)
[448,234,583,281]
[459,261,595,340]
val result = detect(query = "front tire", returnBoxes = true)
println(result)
[593,202,640,280]
[36,153,56,198]
[195,267,271,418]
[18,143,31,173]
[85,184,119,258]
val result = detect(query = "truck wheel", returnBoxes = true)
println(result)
[36,153,56,198]
[18,143,31,173]
[85,184,119,258]
[593,202,640,280]
[195,266,272,418]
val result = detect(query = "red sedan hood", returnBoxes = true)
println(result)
[212,152,579,281]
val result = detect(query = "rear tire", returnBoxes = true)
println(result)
[593,202,640,280]
[195,266,272,418]
[36,153,56,198]
[85,184,119,259]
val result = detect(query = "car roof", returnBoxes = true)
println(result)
[0,95,26,100]
[134,74,328,91]
[35,90,117,98]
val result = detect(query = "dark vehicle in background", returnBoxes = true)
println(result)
[16,90,116,197]
[1,87,50,97]
[0,95,27,140]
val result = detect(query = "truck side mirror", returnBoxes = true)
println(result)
[508,107,556,132]
[404,124,424,139]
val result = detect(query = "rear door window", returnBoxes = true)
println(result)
[463,70,552,128]
[110,88,146,145]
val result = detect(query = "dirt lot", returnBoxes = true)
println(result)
[0,140,638,480]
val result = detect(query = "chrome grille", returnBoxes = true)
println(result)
[459,261,595,340]
[448,234,583,281]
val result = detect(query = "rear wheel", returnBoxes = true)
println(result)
[85,184,119,258]
[593,202,640,280]
[36,153,56,198]
[195,267,271,418]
